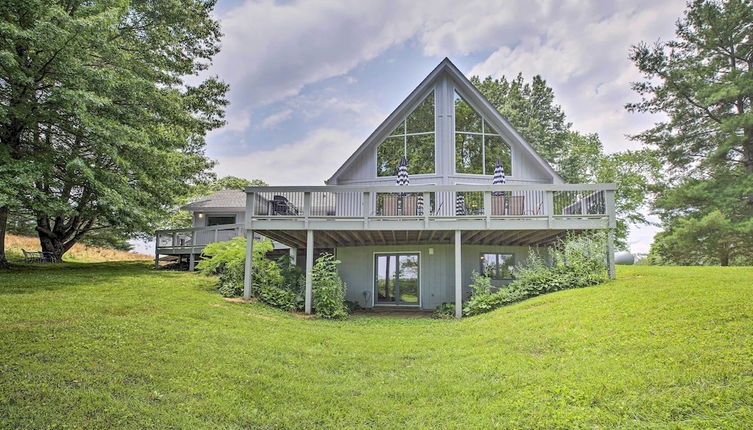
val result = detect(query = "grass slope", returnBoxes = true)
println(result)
[4,234,150,263]
[0,263,751,429]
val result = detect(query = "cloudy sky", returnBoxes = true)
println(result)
[175,0,688,255]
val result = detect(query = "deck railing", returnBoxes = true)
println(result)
[247,184,616,223]
[155,223,245,249]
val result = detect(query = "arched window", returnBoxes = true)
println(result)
[454,91,511,175]
[377,91,435,176]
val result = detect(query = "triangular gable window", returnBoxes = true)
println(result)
[454,91,511,175]
[377,91,435,176]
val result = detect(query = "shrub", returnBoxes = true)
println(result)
[432,303,455,319]
[311,253,348,319]
[197,238,294,309]
[463,232,609,317]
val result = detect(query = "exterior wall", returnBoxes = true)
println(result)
[190,210,245,228]
[332,76,555,187]
[336,243,545,310]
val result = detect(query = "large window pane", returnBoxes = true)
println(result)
[389,120,405,136]
[377,136,404,177]
[484,135,511,176]
[454,92,482,133]
[481,253,497,278]
[406,92,434,134]
[406,134,434,174]
[376,255,397,302]
[498,254,514,279]
[398,255,419,303]
[455,133,483,174]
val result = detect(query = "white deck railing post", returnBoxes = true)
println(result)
[303,192,311,229]
[545,190,554,228]
[483,191,491,228]
[423,192,430,228]
[362,191,370,227]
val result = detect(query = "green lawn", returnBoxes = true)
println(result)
[1,263,752,429]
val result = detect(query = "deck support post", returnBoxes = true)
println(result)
[606,229,615,279]
[189,253,196,272]
[243,230,254,300]
[289,247,297,265]
[454,230,462,318]
[305,230,314,314]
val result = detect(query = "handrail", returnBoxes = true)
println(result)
[246,183,616,193]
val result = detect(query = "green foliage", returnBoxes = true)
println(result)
[196,238,306,311]
[432,302,456,319]
[197,237,281,299]
[629,0,753,265]
[464,233,609,316]
[0,0,228,260]
[311,253,348,319]
[649,210,753,266]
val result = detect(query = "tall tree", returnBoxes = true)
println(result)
[629,0,753,265]
[0,0,228,262]
[472,74,658,246]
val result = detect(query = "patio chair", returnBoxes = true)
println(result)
[382,195,398,216]
[491,195,505,215]
[401,196,418,216]
[272,195,300,215]
[508,196,525,216]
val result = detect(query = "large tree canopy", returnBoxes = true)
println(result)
[0,0,228,262]
[472,74,659,247]
[629,0,753,265]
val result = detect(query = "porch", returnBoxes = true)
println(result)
[243,184,617,318]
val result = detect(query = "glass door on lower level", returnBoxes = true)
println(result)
[375,253,419,305]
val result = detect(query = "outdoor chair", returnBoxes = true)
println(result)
[508,196,525,215]
[381,195,398,216]
[272,195,300,215]
[491,195,505,215]
[401,196,418,216]
[22,249,52,263]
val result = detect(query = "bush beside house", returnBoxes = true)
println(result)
[197,238,347,318]
[465,232,609,316]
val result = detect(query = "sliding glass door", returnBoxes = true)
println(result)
[375,253,419,305]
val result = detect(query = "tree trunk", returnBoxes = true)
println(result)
[37,230,67,263]
[0,206,8,267]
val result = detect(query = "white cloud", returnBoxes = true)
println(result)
[260,109,293,129]
[464,1,684,152]
[212,128,360,186]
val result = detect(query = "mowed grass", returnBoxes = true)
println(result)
[1,263,752,429]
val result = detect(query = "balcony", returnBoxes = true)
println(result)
[246,184,616,248]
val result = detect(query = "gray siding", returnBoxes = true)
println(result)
[333,76,555,186]
[336,243,545,310]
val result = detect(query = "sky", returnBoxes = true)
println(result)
[134,0,689,255]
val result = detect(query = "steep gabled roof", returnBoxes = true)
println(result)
[181,189,245,210]
[326,58,563,184]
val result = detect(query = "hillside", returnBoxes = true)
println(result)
[4,234,150,263]
[0,263,751,428]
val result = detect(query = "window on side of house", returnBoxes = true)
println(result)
[454,91,511,176]
[376,91,435,176]
[480,253,515,280]
[206,215,236,226]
